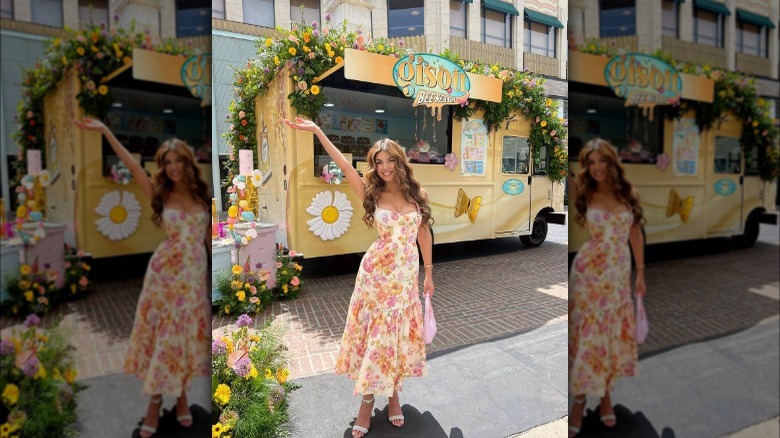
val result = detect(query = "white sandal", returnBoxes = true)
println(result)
[177,395,193,428]
[568,396,586,437]
[352,396,374,437]
[139,395,162,438]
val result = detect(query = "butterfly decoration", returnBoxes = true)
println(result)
[666,188,694,223]
[455,92,470,107]
[454,188,482,223]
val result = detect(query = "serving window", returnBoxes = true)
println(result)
[502,136,530,174]
[312,81,453,178]
[568,82,664,164]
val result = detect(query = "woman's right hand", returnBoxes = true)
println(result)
[72,117,108,134]
[283,117,320,134]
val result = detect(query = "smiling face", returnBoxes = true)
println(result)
[162,150,186,184]
[374,150,397,183]
[586,150,610,184]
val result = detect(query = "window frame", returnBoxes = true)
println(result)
[78,0,109,28]
[212,0,226,20]
[450,0,467,39]
[661,0,679,38]
[388,0,425,38]
[481,6,512,49]
[290,0,320,27]
[501,135,531,175]
[737,20,768,58]
[693,7,724,48]
[243,0,275,27]
[598,0,636,38]
[1,0,14,19]
[31,0,64,27]
[523,20,556,57]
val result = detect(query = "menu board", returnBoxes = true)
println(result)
[461,119,488,176]
[673,118,700,176]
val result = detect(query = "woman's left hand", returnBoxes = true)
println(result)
[423,276,434,297]
[635,273,646,298]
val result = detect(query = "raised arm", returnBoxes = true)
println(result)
[72,117,154,200]
[284,117,366,202]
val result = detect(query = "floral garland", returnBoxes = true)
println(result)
[12,15,193,188]
[214,257,273,316]
[576,40,779,181]
[223,15,569,186]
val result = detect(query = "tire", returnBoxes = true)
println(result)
[732,212,760,248]
[520,215,548,247]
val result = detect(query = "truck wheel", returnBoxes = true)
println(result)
[520,216,548,247]
[732,212,760,248]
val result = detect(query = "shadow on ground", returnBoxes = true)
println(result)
[576,404,675,438]
[340,405,463,438]
[130,404,210,438]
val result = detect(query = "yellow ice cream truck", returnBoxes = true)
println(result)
[568,51,778,254]
[43,49,212,258]
[243,49,566,258]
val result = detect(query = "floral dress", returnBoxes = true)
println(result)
[569,208,637,396]
[335,207,427,396]
[124,208,211,396]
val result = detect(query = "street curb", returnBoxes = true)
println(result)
[508,417,568,437]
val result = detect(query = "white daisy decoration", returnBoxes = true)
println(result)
[250,169,263,187]
[306,190,353,241]
[38,170,52,187]
[232,175,246,190]
[94,190,142,241]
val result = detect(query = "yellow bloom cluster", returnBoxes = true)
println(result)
[214,383,231,405]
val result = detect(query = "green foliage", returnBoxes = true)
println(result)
[273,245,303,300]
[213,256,274,316]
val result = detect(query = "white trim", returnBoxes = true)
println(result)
[212,29,262,41]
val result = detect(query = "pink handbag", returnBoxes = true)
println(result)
[635,295,649,344]
[423,294,437,344]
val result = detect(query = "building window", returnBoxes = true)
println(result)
[693,8,724,48]
[1,0,13,19]
[599,0,635,37]
[524,21,555,57]
[290,0,320,26]
[661,0,679,38]
[737,22,767,57]
[213,0,225,19]
[244,0,274,26]
[79,0,109,27]
[502,136,530,174]
[31,0,63,27]
[450,0,467,38]
[482,8,512,48]
[176,0,210,36]
[389,0,424,38]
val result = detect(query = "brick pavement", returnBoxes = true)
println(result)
[213,227,570,380]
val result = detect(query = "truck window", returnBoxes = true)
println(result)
[714,136,742,174]
[502,136,530,174]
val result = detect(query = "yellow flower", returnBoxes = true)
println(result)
[98,85,108,95]
[274,56,280,65]
[214,383,231,405]
[752,120,759,127]
[70,284,77,294]
[328,51,335,58]
[19,265,31,276]
[325,43,331,51]
[311,85,320,95]
[303,46,311,53]
[276,368,290,384]
[244,282,251,290]
[223,337,234,353]
[282,284,289,294]
[212,422,223,437]
[288,47,297,56]
[35,365,46,380]
[540,120,547,127]
[62,55,68,65]
[165,43,173,52]
[303,32,311,43]
[77,47,85,56]
[53,38,61,47]
[2,384,19,405]
[265,368,273,379]
[378,44,385,51]
[123,56,131,64]
[231,265,242,275]
[247,365,258,379]
[91,45,98,52]
[225,305,231,314]
[236,291,245,302]
[265,38,272,47]
[294,263,302,271]
[335,56,343,64]
[53,368,62,380]
[24,291,33,302]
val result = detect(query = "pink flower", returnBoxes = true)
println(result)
[444,153,458,171]
[250,285,257,295]
[550,130,557,137]
[291,277,300,286]
[249,296,260,304]
[297,81,307,91]
[289,250,297,257]
[276,262,282,268]
[259,270,271,281]
[238,111,245,118]
[79,276,88,287]
[308,52,316,59]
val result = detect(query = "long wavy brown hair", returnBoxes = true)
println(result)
[362,138,433,228]
[150,138,211,227]
[574,138,644,227]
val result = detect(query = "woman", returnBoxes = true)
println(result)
[285,117,434,437]
[567,138,646,437]
[73,118,211,437]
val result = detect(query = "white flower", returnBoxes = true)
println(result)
[245,228,258,239]
[33,228,46,240]
[232,175,246,190]
[306,190,353,241]
[38,170,52,187]
[21,175,35,189]
[241,236,248,245]
[251,169,263,187]
[94,190,142,241]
